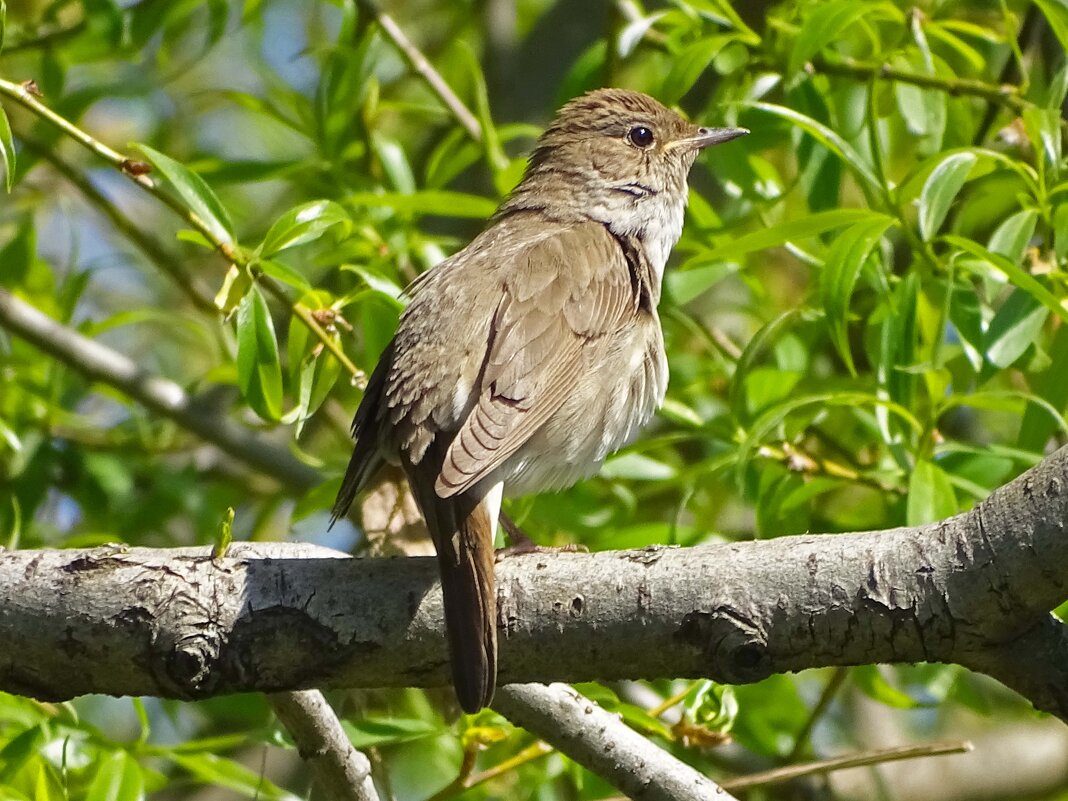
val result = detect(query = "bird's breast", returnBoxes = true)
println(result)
[501,313,667,496]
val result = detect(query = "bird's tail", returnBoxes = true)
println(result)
[415,484,498,713]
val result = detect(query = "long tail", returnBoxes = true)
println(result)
[412,480,498,713]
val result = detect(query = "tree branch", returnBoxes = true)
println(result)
[1,446,1066,720]
[0,288,318,492]
[267,690,380,801]
[809,55,1029,114]
[494,683,739,801]
[355,1,483,143]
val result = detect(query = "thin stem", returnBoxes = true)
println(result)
[356,0,483,143]
[722,740,974,792]
[787,667,848,761]
[810,55,1028,114]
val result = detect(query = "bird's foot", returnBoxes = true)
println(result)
[496,512,587,560]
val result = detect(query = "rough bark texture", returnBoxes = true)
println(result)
[2,446,1067,720]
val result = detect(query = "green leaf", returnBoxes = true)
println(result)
[1019,325,1068,451]
[256,259,312,293]
[918,152,976,240]
[260,200,350,257]
[819,215,896,374]
[665,262,737,305]
[35,763,66,801]
[699,208,880,262]
[0,105,14,192]
[788,0,874,78]
[170,754,298,801]
[346,190,496,219]
[601,452,677,481]
[0,727,44,783]
[338,717,443,749]
[747,102,880,191]
[729,309,801,425]
[1035,0,1068,54]
[133,143,235,245]
[212,507,234,561]
[988,209,1039,261]
[87,752,144,801]
[853,666,922,708]
[236,287,283,421]
[0,1,6,56]
[738,393,921,480]
[661,36,728,105]
[907,460,958,526]
[945,236,1068,324]
[983,289,1048,369]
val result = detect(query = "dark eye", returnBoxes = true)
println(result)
[628,126,654,148]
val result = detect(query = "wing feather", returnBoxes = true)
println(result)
[435,222,640,497]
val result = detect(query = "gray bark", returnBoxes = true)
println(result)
[2,445,1067,721]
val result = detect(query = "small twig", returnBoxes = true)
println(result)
[493,683,740,801]
[722,740,974,792]
[427,741,553,801]
[356,0,483,143]
[810,55,1028,114]
[268,690,380,801]
[0,289,319,492]
[787,667,848,761]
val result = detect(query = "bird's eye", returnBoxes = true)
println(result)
[628,126,655,148]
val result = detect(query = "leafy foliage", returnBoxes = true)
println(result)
[1,0,1067,798]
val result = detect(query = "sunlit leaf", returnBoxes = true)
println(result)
[0,105,14,192]
[87,751,144,801]
[347,190,496,219]
[983,289,1048,369]
[260,200,350,257]
[133,143,235,245]
[946,236,1068,323]
[820,215,896,374]
[236,286,283,421]
[918,152,976,240]
[747,101,880,190]
[699,208,880,262]
[907,460,958,526]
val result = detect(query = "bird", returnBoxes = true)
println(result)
[331,88,748,712]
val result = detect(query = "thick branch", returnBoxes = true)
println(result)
[0,289,318,492]
[1,447,1067,718]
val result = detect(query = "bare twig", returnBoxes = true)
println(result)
[268,690,380,801]
[0,289,319,491]
[493,683,740,801]
[722,740,974,792]
[356,1,483,142]
[787,667,848,761]
[809,55,1029,114]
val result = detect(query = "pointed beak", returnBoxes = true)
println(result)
[673,126,750,151]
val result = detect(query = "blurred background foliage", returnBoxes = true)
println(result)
[2,0,1068,798]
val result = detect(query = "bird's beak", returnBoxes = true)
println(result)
[671,127,750,152]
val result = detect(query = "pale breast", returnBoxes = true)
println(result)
[501,312,667,496]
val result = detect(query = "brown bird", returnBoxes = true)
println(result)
[331,88,747,712]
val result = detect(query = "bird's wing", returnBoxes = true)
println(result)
[435,221,641,497]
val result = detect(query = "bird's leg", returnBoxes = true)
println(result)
[495,512,587,560]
